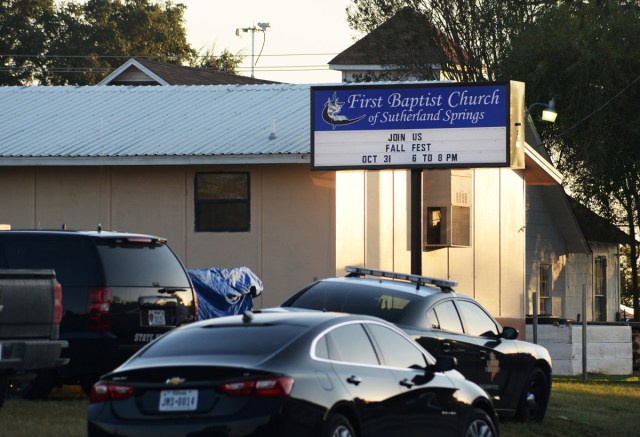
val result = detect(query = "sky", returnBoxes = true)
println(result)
[179,0,359,84]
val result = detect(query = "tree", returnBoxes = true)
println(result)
[0,0,243,85]
[348,0,640,319]
[0,0,59,85]
[496,0,640,320]
[346,0,548,82]
[192,44,243,73]
[44,0,197,85]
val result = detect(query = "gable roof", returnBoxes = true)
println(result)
[98,57,280,86]
[0,85,307,165]
[329,7,459,73]
[568,198,633,245]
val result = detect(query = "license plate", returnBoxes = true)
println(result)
[159,389,198,412]
[148,310,166,326]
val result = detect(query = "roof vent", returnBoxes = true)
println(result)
[269,118,277,140]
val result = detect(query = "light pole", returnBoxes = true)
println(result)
[236,22,270,78]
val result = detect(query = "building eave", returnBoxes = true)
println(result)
[0,154,310,167]
[524,143,563,186]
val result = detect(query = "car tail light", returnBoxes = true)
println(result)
[88,287,111,331]
[220,376,294,398]
[53,281,63,324]
[89,382,135,403]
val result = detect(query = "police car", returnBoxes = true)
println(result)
[281,266,552,422]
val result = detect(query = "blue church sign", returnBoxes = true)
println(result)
[311,81,522,170]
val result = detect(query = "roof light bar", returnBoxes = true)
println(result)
[345,266,458,290]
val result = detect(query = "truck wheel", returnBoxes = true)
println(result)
[10,369,58,400]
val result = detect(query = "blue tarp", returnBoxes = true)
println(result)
[188,267,263,320]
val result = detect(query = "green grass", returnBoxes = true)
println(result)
[501,375,640,437]
[0,375,638,437]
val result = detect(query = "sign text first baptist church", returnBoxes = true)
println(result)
[310,81,525,171]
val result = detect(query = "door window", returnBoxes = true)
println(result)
[322,323,379,365]
[367,323,430,368]
[456,300,499,337]
[429,300,464,333]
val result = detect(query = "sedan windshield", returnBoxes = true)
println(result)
[138,323,306,358]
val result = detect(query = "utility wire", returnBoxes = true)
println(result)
[556,74,640,138]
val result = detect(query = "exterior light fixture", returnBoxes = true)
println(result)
[527,98,558,123]
[235,22,270,78]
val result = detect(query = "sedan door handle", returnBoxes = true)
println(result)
[346,375,362,386]
[399,378,414,388]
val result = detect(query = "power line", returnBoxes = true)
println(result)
[0,52,341,59]
[557,74,640,137]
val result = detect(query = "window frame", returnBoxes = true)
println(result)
[194,172,250,232]
[539,264,552,316]
[594,256,607,322]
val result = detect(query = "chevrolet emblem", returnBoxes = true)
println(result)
[166,377,186,385]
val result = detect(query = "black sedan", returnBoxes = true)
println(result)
[281,266,552,422]
[88,310,499,437]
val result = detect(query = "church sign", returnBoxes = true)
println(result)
[310,81,525,170]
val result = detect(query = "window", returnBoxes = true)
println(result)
[451,206,471,246]
[456,300,499,337]
[424,206,471,247]
[367,323,429,368]
[323,323,379,365]
[195,172,250,232]
[430,301,464,334]
[426,207,446,245]
[539,264,551,315]
[594,256,607,321]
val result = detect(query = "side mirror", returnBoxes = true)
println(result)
[501,326,519,340]
[429,355,457,373]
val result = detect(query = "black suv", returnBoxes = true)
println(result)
[0,229,197,397]
[281,266,552,422]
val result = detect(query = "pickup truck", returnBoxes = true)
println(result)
[0,269,69,407]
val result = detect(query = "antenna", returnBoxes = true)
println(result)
[235,22,270,78]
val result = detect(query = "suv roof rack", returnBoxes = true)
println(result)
[345,266,457,291]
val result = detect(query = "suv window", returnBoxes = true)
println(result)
[95,240,191,287]
[0,237,103,286]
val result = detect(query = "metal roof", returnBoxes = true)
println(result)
[0,84,312,166]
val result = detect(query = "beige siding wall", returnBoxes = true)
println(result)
[336,167,526,319]
[0,164,336,308]
[565,242,621,322]
[2,163,532,318]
